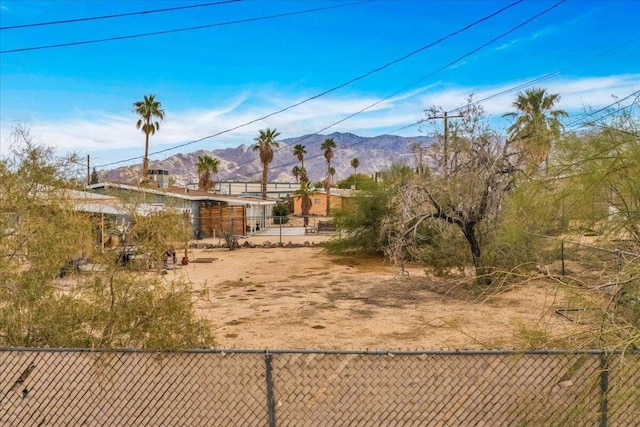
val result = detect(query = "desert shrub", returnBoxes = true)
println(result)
[272,202,289,224]
[326,164,417,256]
[335,173,376,190]
[0,126,214,349]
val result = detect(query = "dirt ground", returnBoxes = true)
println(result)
[163,228,585,351]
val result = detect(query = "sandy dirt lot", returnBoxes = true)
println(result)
[162,227,583,351]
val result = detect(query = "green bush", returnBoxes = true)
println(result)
[272,202,289,224]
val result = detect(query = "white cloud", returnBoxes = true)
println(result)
[1,74,637,165]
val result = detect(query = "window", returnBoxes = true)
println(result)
[314,198,321,205]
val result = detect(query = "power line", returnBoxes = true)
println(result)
[387,88,640,168]
[95,0,524,168]
[448,39,640,115]
[392,90,639,144]
[385,39,639,137]
[0,1,241,31]
[268,0,567,155]
[0,1,372,54]
[564,89,640,129]
[297,97,639,203]
[109,88,640,184]
[238,0,568,178]
[318,92,640,177]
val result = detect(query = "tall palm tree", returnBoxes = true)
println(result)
[134,94,165,182]
[295,180,317,227]
[293,144,307,175]
[504,87,567,170]
[299,166,309,184]
[329,166,336,185]
[321,138,336,215]
[197,155,220,191]
[253,128,280,200]
[350,158,359,189]
[292,165,301,183]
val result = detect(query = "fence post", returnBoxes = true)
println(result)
[614,250,621,273]
[599,351,609,427]
[265,351,277,427]
[561,240,565,276]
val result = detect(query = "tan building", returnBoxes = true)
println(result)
[290,189,357,217]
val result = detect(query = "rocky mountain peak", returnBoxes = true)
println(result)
[101,133,434,186]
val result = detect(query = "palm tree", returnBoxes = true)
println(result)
[299,166,309,184]
[293,144,307,172]
[321,137,336,216]
[197,155,220,191]
[253,128,280,200]
[134,94,165,182]
[292,165,301,183]
[295,180,317,227]
[504,87,567,170]
[329,166,336,185]
[350,158,359,189]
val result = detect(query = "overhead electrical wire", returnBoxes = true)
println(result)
[391,88,640,163]
[95,0,525,169]
[543,95,640,176]
[564,89,640,129]
[0,1,372,54]
[0,1,241,30]
[81,0,631,180]
[263,72,638,180]
[379,39,639,136]
[389,90,639,149]
[447,39,640,115]
[383,40,640,136]
[266,0,566,153]
[390,83,640,138]
[200,0,569,179]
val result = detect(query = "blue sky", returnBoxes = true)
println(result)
[1,0,638,169]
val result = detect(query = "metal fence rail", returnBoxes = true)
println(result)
[1,349,638,426]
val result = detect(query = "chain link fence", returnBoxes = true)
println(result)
[524,233,640,324]
[1,348,638,426]
[526,232,639,278]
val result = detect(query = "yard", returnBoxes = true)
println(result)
[167,233,588,350]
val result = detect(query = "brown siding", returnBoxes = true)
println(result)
[198,205,246,237]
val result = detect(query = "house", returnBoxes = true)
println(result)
[290,189,358,217]
[63,187,191,247]
[215,181,299,200]
[2,187,145,249]
[87,170,276,238]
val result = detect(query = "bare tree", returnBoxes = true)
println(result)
[384,101,517,282]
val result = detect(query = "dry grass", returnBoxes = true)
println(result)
[159,236,592,350]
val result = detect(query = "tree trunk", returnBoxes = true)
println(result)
[326,190,331,216]
[142,122,150,182]
[262,164,268,200]
[142,134,149,184]
[302,194,311,227]
[462,224,489,284]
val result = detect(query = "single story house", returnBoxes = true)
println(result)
[87,172,276,238]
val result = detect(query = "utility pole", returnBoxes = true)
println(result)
[425,111,463,176]
[87,155,90,186]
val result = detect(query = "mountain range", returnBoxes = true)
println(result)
[101,132,434,186]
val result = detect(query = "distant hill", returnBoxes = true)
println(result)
[101,132,434,186]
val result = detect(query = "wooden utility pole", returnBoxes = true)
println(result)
[87,155,90,186]
[426,111,463,176]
